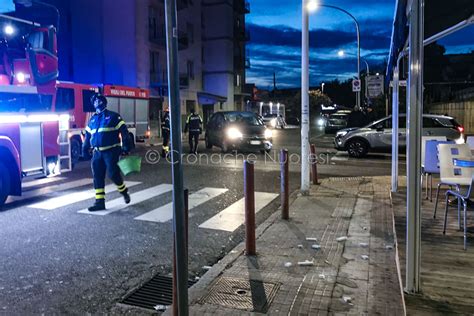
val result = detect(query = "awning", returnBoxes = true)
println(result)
[197,91,227,104]
[386,0,474,80]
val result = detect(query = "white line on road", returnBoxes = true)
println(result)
[22,176,65,189]
[134,187,229,223]
[78,184,173,216]
[198,192,279,232]
[6,178,93,203]
[28,181,141,210]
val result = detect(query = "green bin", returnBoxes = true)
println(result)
[118,156,142,176]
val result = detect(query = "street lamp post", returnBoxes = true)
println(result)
[321,82,325,93]
[301,0,311,194]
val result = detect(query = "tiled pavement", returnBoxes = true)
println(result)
[175,177,405,315]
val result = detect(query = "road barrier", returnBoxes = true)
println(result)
[310,144,319,185]
[244,160,256,256]
[280,149,289,220]
[173,189,189,316]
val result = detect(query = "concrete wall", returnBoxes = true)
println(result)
[429,100,474,134]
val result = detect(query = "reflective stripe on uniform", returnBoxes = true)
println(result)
[96,143,121,151]
[96,194,105,199]
[95,188,105,194]
[115,120,125,130]
[117,183,127,193]
[85,126,92,133]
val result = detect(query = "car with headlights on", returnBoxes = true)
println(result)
[324,113,349,134]
[334,114,464,158]
[262,113,286,129]
[205,111,273,153]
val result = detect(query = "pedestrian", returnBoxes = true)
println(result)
[365,106,377,124]
[161,107,170,158]
[82,93,131,211]
[184,108,203,154]
[346,106,367,128]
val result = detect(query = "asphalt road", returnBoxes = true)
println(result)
[0,124,405,313]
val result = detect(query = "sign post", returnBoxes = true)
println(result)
[352,79,361,93]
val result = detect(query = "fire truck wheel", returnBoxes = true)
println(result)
[0,161,10,207]
[71,138,81,166]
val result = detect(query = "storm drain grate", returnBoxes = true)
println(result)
[121,275,196,310]
[201,277,280,313]
[329,176,364,181]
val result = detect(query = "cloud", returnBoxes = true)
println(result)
[247,23,392,51]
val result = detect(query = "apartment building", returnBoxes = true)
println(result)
[14,0,250,125]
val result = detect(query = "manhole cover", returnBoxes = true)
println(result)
[201,277,280,313]
[121,275,196,310]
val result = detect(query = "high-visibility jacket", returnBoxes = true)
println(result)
[161,112,170,131]
[83,109,130,152]
[185,113,202,133]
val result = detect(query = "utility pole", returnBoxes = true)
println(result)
[301,0,310,195]
[164,0,188,314]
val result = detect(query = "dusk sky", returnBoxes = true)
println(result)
[245,0,474,89]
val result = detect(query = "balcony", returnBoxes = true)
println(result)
[235,0,250,14]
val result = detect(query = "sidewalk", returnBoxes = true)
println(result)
[177,177,405,315]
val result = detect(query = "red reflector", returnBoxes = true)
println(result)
[457,126,464,133]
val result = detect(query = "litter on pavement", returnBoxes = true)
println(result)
[297,244,303,249]
[342,296,352,303]
[318,274,326,279]
[154,305,167,311]
[298,260,314,266]
[306,237,317,241]
[361,255,369,260]
[336,236,348,242]
[202,265,212,270]
[311,244,321,250]
[359,242,369,248]
[284,262,293,268]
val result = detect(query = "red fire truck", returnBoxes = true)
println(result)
[0,13,67,207]
[51,82,150,164]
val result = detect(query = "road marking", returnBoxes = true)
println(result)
[134,187,229,223]
[22,176,65,189]
[6,178,93,203]
[77,184,173,215]
[28,181,141,210]
[198,192,279,232]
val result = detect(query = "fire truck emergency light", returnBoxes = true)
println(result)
[0,114,69,124]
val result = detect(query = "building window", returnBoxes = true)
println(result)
[187,23,194,45]
[149,6,158,41]
[150,51,160,83]
[187,60,194,80]
[55,88,74,111]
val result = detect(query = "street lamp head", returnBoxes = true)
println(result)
[337,50,345,57]
[306,0,319,12]
[4,25,15,36]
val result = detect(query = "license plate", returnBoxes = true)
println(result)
[250,140,261,145]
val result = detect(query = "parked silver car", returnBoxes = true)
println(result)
[334,114,464,158]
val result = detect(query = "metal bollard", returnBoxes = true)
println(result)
[173,189,189,316]
[310,144,319,185]
[244,160,256,256]
[280,149,289,220]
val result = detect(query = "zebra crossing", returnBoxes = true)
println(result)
[6,177,279,233]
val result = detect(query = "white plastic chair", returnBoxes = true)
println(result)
[422,136,447,199]
[433,144,472,221]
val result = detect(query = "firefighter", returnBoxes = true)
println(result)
[184,108,203,154]
[161,107,170,158]
[82,93,131,211]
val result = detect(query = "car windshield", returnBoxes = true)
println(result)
[264,114,278,118]
[226,112,263,126]
[330,114,347,120]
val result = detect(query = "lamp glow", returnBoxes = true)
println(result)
[16,72,26,83]
[337,50,345,57]
[227,127,243,140]
[4,25,15,36]
[306,0,319,12]
[264,129,273,139]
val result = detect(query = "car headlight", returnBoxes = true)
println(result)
[317,119,325,126]
[264,129,273,139]
[270,118,277,127]
[337,131,348,137]
[227,127,243,140]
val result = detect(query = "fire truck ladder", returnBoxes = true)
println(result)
[59,128,72,172]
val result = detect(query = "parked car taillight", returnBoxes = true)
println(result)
[457,126,464,133]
